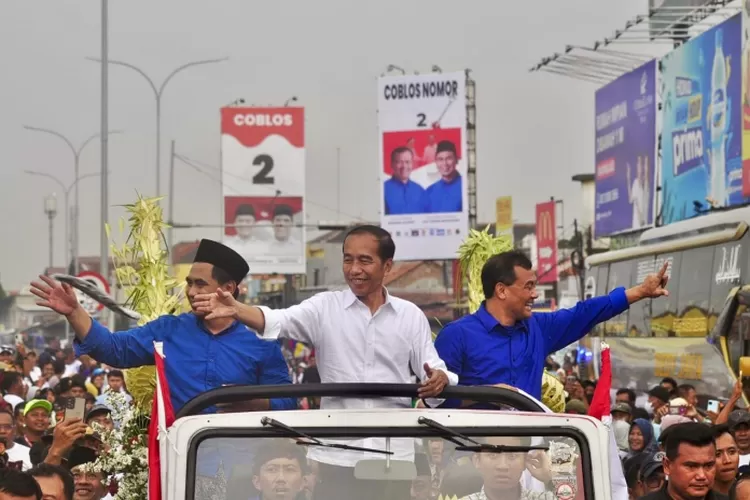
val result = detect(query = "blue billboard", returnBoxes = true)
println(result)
[594,60,657,237]
[660,13,746,224]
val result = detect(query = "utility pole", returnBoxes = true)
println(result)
[99,0,110,281]
[167,139,176,255]
[44,195,58,270]
[573,218,585,299]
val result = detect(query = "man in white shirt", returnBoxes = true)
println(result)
[62,348,82,378]
[269,204,302,257]
[194,225,457,495]
[223,203,269,257]
[2,372,26,411]
[627,156,649,229]
[0,405,32,470]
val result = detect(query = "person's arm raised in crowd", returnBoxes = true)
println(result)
[44,417,88,466]
[30,275,167,368]
[716,377,744,425]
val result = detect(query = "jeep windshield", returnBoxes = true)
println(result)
[172,384,599,500]
[191,427,586,500]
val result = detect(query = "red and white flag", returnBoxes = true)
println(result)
[586,343,628,500]
[148,342,175,500]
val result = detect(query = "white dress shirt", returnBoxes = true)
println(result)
[257,287,458,467]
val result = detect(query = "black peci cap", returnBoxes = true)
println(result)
[273,204,294,218]
[194,239,249,284]
[234,204,255,218]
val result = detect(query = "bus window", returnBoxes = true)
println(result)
[629,257,655,336]
[652,253,681,337]
[710,243,744,333]
[605,260,631,337]
[676,247,713,337]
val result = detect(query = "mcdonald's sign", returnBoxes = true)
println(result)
[536,201,557,284]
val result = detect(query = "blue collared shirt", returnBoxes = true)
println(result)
[434,288,629,402]
[383,178,428,215]
[74,313,297,413]
[426,175,462,213]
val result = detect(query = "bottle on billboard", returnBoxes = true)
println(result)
[711,27,728,206]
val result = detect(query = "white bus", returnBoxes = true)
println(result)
[582,206,750,402]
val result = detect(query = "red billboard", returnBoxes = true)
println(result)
[220,107,306,274]
[535,201,557,284]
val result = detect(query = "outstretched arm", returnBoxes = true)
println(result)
[193,289,323,345]
[31,274,161,368]
[537,261,670,353]
[74,317,172,369]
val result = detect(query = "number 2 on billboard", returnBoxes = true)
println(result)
[416,113,426,127]
[252,154,274,184]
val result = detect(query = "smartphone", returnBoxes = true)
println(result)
[707,399,720,413]
[668,405,687,416]
[14,333,22,346]
[64,397,86,421]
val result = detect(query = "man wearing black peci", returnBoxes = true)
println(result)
[29,239,296,414]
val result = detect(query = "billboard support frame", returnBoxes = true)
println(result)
[466,69,477,231]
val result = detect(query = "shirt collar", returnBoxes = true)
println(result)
[193,315,244,336]
[343,287,397,312]
[476,302,528,333]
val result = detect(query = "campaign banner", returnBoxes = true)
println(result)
[594,60,657,237]
[220,107,306,274]
[536,201,558,284]
[495,196,514,247]
[660,13,747,224]
[378,71,469,261]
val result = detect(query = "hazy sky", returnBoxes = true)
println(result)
[0,0,662,291]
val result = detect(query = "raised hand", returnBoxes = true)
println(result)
[30,275,79,316]
[192,288,239,320]
[639,261,670,299]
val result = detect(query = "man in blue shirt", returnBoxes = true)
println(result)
[29,239,296,413]
[383,147,428,215]
[426,140,462,213]
[434,250,669,403]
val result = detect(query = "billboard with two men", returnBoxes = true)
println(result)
[221,107,306,275]
[378,71,470,261]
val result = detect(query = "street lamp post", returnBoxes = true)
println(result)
[44,194,58,270]
[25,171,103,271]
[85,56,228,199]
[23,126,121,274]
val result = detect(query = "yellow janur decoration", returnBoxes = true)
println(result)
[106,195,184,411]
[454,226,565,413]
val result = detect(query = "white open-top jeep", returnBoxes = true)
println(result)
[161,384,613,500]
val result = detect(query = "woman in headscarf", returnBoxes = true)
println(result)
[627,418,656,458]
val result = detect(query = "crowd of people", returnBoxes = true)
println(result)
[0,225,680,499]
[552,349,750,499]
